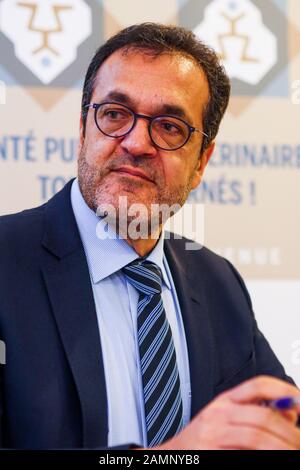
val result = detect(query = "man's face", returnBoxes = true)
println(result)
[78,48,213,225]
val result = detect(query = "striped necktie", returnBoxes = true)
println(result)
[123,259,184,447]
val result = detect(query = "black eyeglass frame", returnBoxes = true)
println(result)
[84,101,208,151]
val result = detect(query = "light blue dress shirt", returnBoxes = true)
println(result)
[71,178,191,448]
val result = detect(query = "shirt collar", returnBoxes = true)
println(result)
[70,178,171,289]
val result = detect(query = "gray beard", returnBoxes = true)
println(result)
[77,148,196,234]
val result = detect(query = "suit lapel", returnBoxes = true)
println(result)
[41,180,108,447]
[164,238,215,418]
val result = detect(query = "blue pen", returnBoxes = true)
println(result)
[262,397,300,410]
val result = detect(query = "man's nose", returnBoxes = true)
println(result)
[119,118,158,158]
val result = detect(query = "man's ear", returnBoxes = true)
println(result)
[78,114,85,155]
[79,114,85,145]
[191,141,215,190]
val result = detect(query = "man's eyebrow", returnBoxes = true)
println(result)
[158,104,190,122]
[100,91,193,123]
[102,91,134,106]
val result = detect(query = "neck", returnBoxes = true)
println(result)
[124,226,162,257]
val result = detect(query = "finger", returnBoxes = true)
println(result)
[224,375,300,405]
[280,409,298,425]
[219,424,296,450]
[227,403,300,449]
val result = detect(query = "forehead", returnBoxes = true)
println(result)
[92,48,209,121]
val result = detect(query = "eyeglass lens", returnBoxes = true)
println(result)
[95,103,190,150]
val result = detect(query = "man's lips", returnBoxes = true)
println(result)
[111,166,154,183]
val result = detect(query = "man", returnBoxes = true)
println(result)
[0,23,299,450]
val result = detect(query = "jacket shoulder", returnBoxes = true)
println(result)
[0,203,47,256]
[0,204,49,327]
[164,233,230,268]
[164,234,253,310]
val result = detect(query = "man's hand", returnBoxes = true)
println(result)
[156,376,300,450]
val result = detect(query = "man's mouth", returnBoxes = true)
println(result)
[111,166,154,183]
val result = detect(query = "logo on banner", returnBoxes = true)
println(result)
[194,0,277,86]
[178,0,300,113]
[0,0,92,84]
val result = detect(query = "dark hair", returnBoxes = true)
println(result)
[81,22,230,153]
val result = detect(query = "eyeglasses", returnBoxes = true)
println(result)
[84,101,208,151]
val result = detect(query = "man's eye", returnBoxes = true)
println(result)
[105,109,129,119]
[106,110,121,119]
[160,121,181,134]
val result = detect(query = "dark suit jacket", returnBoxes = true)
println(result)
[0,180,294,449]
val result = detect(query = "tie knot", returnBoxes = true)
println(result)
[122,259,162,296]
